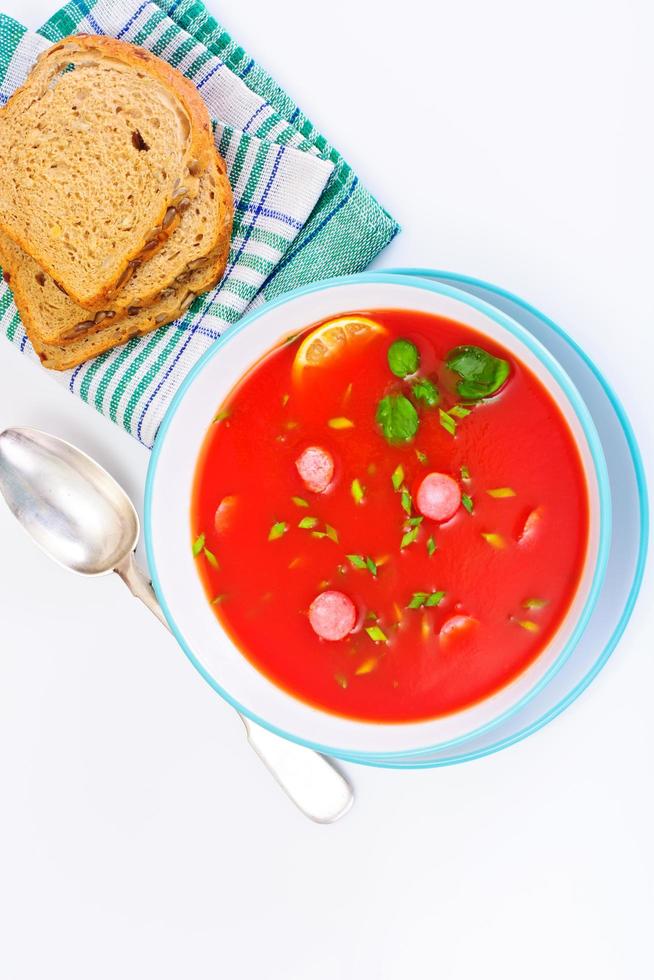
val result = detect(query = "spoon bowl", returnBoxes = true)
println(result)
[0,427,138,575]
[0,426,353,822]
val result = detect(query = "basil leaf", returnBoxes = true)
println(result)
[411,377,440,407]
[446,345,510,400]
[376,394,419,444]
[388,338,420,378]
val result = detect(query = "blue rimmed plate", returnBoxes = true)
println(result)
[144,271,637,765]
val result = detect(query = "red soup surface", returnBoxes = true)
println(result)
[191,310,589,723]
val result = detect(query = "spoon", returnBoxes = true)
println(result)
[0,427,353,823]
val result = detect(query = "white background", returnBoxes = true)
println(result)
[1,1,653,977]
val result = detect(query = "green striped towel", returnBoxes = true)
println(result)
[0,0,398,447]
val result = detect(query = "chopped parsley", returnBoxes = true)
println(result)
[365,624,388,644]
[291,496,309,508]
[203,547,219,569]
[346,554,377,576]
[391,464,405,491]
[426,535,437,556]
[298,516,319,529]
[400,526,420,549]
[268,521,289,541]
[439,409,457,436]
[462,493,474,514]
[449,404,471,418]
[192,533,205,556]
[212,409,230,425]
[416,449,428,465]
[407,590,446,609]
[328,416,354,429]
[325,524,339,543]
[351,478,365,504]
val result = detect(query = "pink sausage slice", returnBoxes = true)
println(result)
[296,446,334,493]
[416,472,461,522]
[440,614,477,642]
[214,495,237,534]
[309,590,356,641]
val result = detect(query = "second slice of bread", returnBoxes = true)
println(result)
[1,234,231,371]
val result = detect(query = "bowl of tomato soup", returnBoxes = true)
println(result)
[145,274,610,759]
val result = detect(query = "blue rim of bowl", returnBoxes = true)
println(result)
[145,271,617,766]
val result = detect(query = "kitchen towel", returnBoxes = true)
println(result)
[0,0,398,447]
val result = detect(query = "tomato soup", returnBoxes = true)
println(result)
[191,310,589,723]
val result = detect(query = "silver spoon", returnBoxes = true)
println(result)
[0,426,353,823]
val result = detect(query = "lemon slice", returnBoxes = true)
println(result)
[292,316,386,382]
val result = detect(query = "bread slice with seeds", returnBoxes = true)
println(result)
[0,34,214,308]
[0,233,230,371]
[0,151,232,345]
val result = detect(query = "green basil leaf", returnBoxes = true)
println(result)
[376,394,419,444]
[411,376,440,407]
[387,338,420,378]
[446,345,510,400]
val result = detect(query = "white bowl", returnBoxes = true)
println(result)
[145,274,611,759]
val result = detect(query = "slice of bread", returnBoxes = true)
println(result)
[0,34,214,308]
[0,152,232,345]
[0,234,230,371]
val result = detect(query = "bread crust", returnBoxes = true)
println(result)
[0,34,216,308]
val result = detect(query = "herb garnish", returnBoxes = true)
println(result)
[351,478,365,504]
[460,465,471,480]
[376,394,419,444]
[426,535,437,556]
[439,409,457,436]
[388,338,420,378]
[446,345,510,401]
[365,625,388,644]
[268,521,289,541]
[203,547,219,569]
[346,554,378,576]
[325,524,339,543]
[487,487,516,498]
[355,656,378,675]
[407,590,446,609]
[401,488,413,516]
[328,417,354,429]
[522,597,549,609]
[298,516,319,529]
[292,496,309,508]
[462,493,474,514]
[481,532,506,549]
[391,464,405,491]
[192,533,205,556]
[411,377,440,407]
[400,526,420,549]
[416,449,428,465]
[212,409,230,425]
[512,618,539,633]
[449,404,471,418]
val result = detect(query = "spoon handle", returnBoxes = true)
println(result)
[114,553,354,823]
